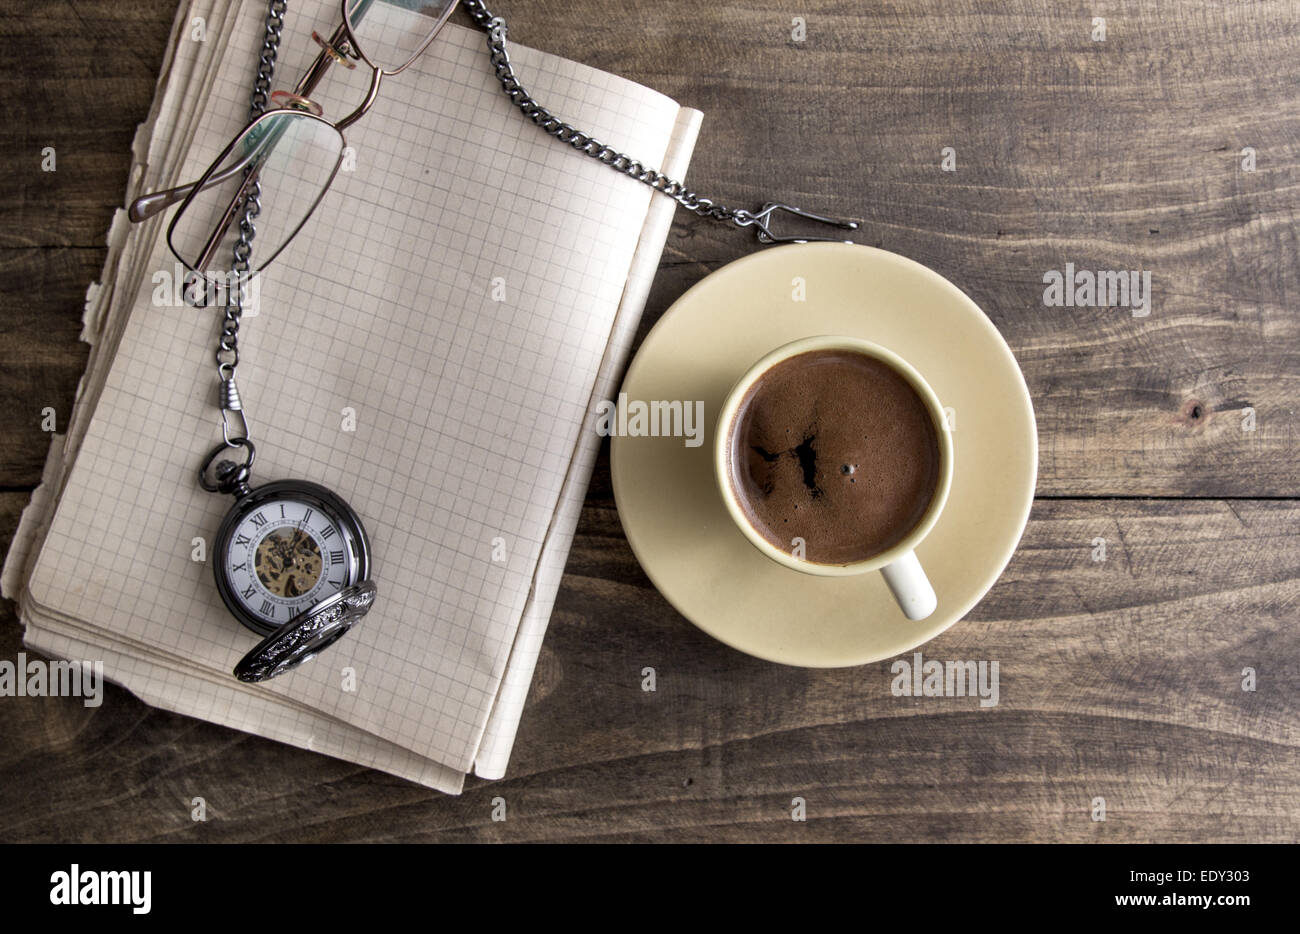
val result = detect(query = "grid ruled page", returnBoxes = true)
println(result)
[26,0,684,774]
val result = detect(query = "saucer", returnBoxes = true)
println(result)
[610,242,1037,667]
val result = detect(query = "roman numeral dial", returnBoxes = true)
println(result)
[218,491,362,634]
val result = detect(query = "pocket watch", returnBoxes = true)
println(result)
[200,439,376,683]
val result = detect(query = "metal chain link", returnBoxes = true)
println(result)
[214,0,287,444]
[460,0,756,228]
[249,1,288,119]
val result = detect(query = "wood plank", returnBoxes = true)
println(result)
[0,2,174,249]
[1,491,1295,842]
[2,1,1297,491]
[0,248,95,484]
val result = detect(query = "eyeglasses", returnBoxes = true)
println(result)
[129,0,458,282]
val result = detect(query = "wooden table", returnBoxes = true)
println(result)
[1,0,1296,842]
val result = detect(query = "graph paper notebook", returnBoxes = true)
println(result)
[2,0,702,792]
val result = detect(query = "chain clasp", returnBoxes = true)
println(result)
[740,202,859,244]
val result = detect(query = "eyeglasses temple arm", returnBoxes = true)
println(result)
[128,150,260,222]
[128,115,292,223]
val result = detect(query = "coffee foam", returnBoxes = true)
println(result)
[727,349,940,564]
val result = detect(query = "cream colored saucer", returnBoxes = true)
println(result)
[610,243,1037,667]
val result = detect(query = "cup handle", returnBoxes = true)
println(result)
[880,550,937,621]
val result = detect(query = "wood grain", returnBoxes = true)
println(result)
[2,1,1299,493]
[0,0,1297,842]
[1,489,1295,842]
[0,248,95,482]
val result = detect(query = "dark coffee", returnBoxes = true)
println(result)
[726,348,940,564]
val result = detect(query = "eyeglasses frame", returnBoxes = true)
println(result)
[135,0,459,280]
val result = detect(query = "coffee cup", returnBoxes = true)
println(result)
[714,335,953,620]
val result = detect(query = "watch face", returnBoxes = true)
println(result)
[214,480,370,636]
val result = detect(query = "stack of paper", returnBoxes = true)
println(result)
[2,0,701,792]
